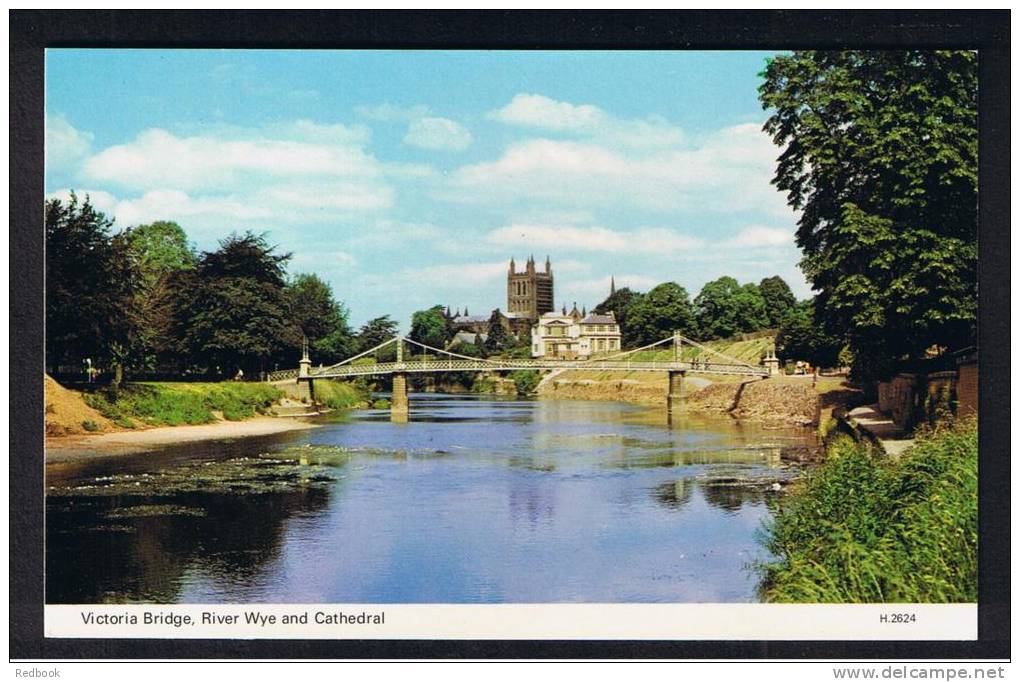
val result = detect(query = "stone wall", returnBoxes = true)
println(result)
[956,352,978,417]
[876,352,978,430]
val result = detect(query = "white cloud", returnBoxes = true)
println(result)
[486,223,702,255]
[724,225,793,247]
[46,114,94,171]
[83,127,383,193]
[46,188,118,217]
[488,93,684,149]
[403,117,473,151]
[442,123,788,217]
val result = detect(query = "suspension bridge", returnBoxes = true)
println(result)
[268,332,775,420]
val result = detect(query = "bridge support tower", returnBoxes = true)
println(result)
[390,338,409,421]
[297,338,316,404]
[667,370,686,412]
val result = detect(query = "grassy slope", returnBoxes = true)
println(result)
[84,382,285,427]
[554,335,776,383]
[759,419,977,603]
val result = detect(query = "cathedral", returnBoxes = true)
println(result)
[446,256,556,342]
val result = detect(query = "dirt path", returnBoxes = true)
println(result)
[45,417,320,462]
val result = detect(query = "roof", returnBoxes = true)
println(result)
[581,314,617,325]
[453,315,490,324]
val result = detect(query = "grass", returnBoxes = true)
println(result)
[758,418,977,603]
[84,382,285,427]
[311,380,370,410]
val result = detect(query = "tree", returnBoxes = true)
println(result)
[594,286,640,342]
[122,221,197,371]
[758,275,798,328]
[483,309,514,355]
[355,315,399,361]
[45,192,141,378]
[285,273,354,364]
[624,282,696,347]
[694,277,769,339]
[172,232,293,377]
[409,305,453,350]
[775,299,843,369]
[760,50,977,380]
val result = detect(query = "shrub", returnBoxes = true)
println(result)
[81,419,101,432]
[509,370,540,395]
[759,420,977,603]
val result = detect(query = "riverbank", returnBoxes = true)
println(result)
[45,416,321,462]
[538,373,847,426]
[759,418,977,602]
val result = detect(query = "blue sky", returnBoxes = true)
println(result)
[46,49,808,330]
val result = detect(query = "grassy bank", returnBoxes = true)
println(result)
[312,379,376,409]
[84,382,285,427]
[759,419,977,602]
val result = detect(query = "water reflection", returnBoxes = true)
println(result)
[47,395,815,604]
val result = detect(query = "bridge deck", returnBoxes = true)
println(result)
[271,359,767,380]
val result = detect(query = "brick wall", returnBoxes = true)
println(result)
[956,359,978,417]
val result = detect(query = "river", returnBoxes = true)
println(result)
[46,394,815,604]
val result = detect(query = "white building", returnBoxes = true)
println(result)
[531,307,622,359]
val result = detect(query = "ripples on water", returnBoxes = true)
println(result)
[46,394,814,604]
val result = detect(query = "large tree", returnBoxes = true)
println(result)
[409,305,454,351]
[172,232,293,377]
[285,273,354,364]
[45,193,141,377]
[694,277,769,339]
[122,221,197,370]
[624,282,696,347]
[758,275,798,328]
[775,299,843,369]
[760,50,977,380]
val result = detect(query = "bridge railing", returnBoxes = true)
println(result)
[266,368,300,382]
[303,359,768,378]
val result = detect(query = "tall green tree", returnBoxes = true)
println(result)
[409,305,453,350]
[758,275,798,328]
[624,282,696,347]
[355,315,400,362]
[284,273,354,364]
[760,50,977,380]
[775,299,844,369]
[122,221,197,370]
[45,193,141,377]
[172,232,293,377]
[694,277,769,339]
[483,309,514,355]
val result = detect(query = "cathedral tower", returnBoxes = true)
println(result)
[507,255,554,320]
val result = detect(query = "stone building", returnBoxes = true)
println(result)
[445,256,557,342]
[530,306,622,359]
[507,255,554,320]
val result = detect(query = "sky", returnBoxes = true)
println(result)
[45,49,808,330]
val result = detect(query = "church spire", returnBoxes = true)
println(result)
[545,254,551,273]
[610,275,616,296]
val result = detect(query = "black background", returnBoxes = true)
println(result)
[10,9,1010,660]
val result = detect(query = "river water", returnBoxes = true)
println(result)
[46,395,815,604]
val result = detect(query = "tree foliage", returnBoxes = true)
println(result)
[171,232,293,376]
[483,309,514,355]
[758,275,798,328]
[285,273,354,364]
[45,193,141,372]
[694,277,769,340]
[409,305,454,350]
[775,299,843,368]
[624,282,696,347]
[760,50,977,380]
